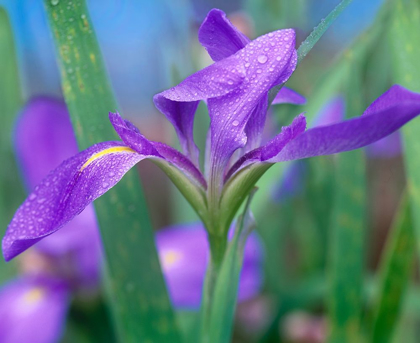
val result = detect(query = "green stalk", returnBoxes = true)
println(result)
[43,1,180,342]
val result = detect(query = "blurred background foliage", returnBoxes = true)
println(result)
[1,0,420,342]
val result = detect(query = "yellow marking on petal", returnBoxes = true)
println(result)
[80,146,136,171]
[161,250,182,270]
[23,287,45,304]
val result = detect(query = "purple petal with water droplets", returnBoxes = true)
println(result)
[2,141,144,261]
[209,29,297,186]
[0,276,69,343]
[272,87,307,105]
[269,85,420,162]
[156,222,263,308]
[198,8,250,62]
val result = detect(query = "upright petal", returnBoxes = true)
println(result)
[156,223,263,308]
[2,141,144,261]
[0,276,69,343]
[269,85,420,162]
[198,8,250,61]
[14,97,78,189]
[208,29,297,188]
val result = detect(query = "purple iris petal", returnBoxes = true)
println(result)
[2,141,143,261]
[268,85,420,162]
[198,8,250,62]
[15,97,78,190]
[0,276,69,343]
[156,223,263,308]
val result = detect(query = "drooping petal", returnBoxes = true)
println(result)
[15,97,78,190]
[198,8,250,62]
[2,141,144,261]
[272,87,307,106]
[156,223,263,308]
[0,276,69,343]
[225,114,307,181]
[269,85,420,162]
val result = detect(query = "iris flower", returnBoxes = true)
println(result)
[1,97,262,341]
[3,9,420,261]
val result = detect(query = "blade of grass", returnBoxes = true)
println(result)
[371,194,415,343]
[389,0,420,269]
[0,7,24,283]
[43,1,181,342]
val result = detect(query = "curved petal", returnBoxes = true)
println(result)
[0,276,69,343]
[109,112,207,188]
[269,85,420,162]
[225,114,307,181]
[153,56,246,167]
[156,223,263,308]
[272,87,307,106]
[14,97,78,190]
[2,141,144,261]
[198,8,250,62]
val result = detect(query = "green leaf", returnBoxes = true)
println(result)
[43,1,181,342]
[371,194,415,343]
[327,61,366,343]
[0,7,24,283]
[390,0,420,267]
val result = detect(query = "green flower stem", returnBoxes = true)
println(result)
[200,231,228,343]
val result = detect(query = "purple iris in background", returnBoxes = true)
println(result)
[156,223,263,308]
[3,8,420,262]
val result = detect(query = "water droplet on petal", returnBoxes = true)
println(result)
[232,120,239,126]
[257,55,268,64]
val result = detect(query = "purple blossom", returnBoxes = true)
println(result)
[3,9,420,261]
[0,276,69,343]
[156,223,263,308]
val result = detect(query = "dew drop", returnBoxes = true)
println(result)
[276,56,282,61]
[29,194,37,201]
[257,54,268,64]
[232,120,239,126]
[256,69,262,74]
[51,0,59,5]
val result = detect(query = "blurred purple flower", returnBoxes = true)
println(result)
[156,223,263,308]
[3,9,420,261]
[0,276,69,343]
